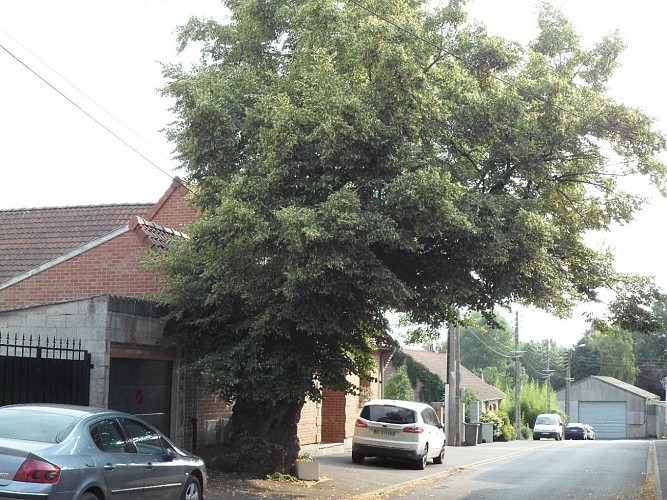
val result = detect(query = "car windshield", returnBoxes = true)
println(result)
[535,416,559,426]
[361,404,417,424]
[0,408,78,443]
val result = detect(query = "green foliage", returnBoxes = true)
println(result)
[520,426,532,439]
[480,410,503,438]
[480,408,515,443]
[462,388,481,421]
[572,328,637,384]
[384,366,415,401]
[391,350,444,403]
[154,0,667,472]
[266,473,298,482]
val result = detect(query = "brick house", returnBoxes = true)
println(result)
[0,178,390,452]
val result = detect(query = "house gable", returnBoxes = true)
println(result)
[0,178,197,311]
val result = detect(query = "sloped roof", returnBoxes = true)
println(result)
[565,375,660,400]
[402,349,506,402]
[0,204,153,285]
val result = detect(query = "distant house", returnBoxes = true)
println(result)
[0,178,388,452]
[386,349,505,411]
[556,375,665,439]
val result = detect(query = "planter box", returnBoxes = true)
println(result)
[295,460,319,481]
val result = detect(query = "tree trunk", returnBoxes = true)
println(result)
[214,398,305,475]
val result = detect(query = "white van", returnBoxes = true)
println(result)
[532,413,563,440]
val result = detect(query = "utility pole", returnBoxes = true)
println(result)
[447,325,462,445]
[565,348,573,418]
[514,312,521,438]
[565,344,585,419]
[544,342,555,413]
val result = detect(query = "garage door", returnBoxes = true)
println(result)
[109,358,173,437]
[579,401,626,439]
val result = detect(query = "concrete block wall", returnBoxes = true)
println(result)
[0,297,110,406]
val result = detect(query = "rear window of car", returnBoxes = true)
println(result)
[361,404,417,424]
[0,409,77,443]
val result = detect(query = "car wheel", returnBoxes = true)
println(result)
[533,436,539,441]
[352,453,364,464]
[415,445,428,470]
[181,475,202,500]
[79,493,99,500]
[433,444,445,465]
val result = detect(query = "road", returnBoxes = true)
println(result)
[392,440,652,499]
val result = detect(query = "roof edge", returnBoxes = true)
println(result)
[144,177,191,222]
[0,226,129,291]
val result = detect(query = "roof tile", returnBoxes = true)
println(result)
[0,204,153,285]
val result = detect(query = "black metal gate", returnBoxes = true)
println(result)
[0,333,92,406]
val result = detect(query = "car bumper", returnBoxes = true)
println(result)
[533,432,560,439]
[352,442,422,460]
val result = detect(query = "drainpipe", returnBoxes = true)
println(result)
[191,376,199,454]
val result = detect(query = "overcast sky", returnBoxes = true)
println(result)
[1,1,664,346]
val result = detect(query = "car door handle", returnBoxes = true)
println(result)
[103,464,115,471]
[145,462,154,470]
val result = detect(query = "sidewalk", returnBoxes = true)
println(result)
[204,440,549,499]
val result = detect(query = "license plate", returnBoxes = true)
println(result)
[373,429,396,436]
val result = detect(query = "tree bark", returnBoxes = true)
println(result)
[214,398,305,475]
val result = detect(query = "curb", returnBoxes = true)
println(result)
[648,440,663,500]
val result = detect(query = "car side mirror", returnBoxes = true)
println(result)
[164,447,177,462]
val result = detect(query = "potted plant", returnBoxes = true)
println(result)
[294,452,319,481]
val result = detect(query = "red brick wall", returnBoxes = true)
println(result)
[0,232,161,310]
[147,181,199,230]
[321,389,346,443]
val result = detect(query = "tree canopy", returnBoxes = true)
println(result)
[155,0,667,473]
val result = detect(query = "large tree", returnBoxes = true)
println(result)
[155,0,666,473]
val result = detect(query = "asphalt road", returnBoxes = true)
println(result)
[391,440,651,499]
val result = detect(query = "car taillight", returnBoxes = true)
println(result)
[13,458,61,484]
[355,418,368,428]
[403,426,424,434]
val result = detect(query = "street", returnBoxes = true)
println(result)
[384,440,652,499]
[205,440,660,499]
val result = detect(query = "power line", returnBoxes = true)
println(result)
[0,33,174,181]
[467,329,515,358]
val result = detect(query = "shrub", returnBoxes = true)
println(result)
[480,410,504,438]
[384,365,415,401]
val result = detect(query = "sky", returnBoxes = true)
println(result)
[1,1,665,347]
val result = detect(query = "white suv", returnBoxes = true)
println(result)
[351,399,446,470]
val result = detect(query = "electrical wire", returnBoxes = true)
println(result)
[0,34,174,181]
[466,329,516,358]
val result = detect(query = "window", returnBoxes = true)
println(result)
[90,419,132,454]
[0,409,77,443]
[421,408,439,427]
[361,404,417,424]
[122,418,164,455]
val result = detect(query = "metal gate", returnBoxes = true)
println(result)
[0,333,92,406]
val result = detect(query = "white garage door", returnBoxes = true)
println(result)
[579,401,626,439]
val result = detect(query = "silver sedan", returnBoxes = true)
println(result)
[0,404,206,499]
